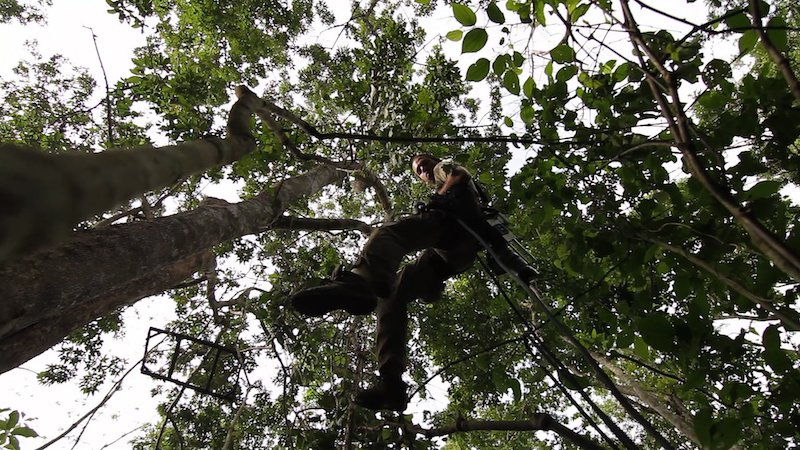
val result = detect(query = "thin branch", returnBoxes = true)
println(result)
[221,386,253,450]
[644,236,800,329]
[749,0,800,101]
[387,414,605,450]
[84,27,113,145]
[97,424,145,450]
[166,412,185,450]
[35,357,144,450]
[617,0,800,283]
[352,169,395,223]
[408,335,526,400]
[154,386,186,449]
[716,313,779,322]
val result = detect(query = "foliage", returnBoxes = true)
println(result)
[2,0,800,449]
[0,0,49,24]
[0,409,38,450]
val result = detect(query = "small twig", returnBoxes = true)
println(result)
[221,386,253,450]
[84,26,113,145]
[643,236,800,329]
[166,412,185,450]
[154,386,187,449]
[35,357,145,450]
[97,424,146,450]
[409,335,526,400]
[373,414,605,450]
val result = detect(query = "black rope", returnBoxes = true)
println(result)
[477,256,623,450]
[462,215,673,449]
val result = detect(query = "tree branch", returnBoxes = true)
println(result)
[0,85,262,264]
[35,356,145,450]
[644,236,799,330]
[617,0,800,282]
[387,414,605,450]
[269,215,372,235]
[749,0,800,101]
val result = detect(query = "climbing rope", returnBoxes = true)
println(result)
[458,217,675,450]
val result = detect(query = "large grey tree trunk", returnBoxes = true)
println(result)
[0,86,261,264]
[0,163,352,373]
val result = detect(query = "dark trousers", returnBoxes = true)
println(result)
[354,188,534,380]
[355,207,480,379]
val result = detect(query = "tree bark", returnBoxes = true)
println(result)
[0,251,210,374]
[0,86,261,264]
[0,163,352,373]
[592,352,699,447]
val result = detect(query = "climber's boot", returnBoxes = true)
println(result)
[291,266,377,316]
[352,376,408,412]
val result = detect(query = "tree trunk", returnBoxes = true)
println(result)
[0,163,351,373]
[0,251,210,374]
[0,86,261,264]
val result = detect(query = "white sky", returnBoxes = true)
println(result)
[2,0,791,449]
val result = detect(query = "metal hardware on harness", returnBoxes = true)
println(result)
[141,327,241,402]
[482,208,539,275]
[484,209,516,243]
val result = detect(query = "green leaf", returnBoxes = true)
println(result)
[550,44,575,63]
[613,63,630,82]
[445,29,463,41]
[738,29,758,54]
[523,77,535,98]
[556,65,578,82]
[766,16,788,52]
[512,51,524,67]
[743,180,782,200]
[545,61,554,79]
[492,54,509,76]
[466,58,490,81]
[11,427,37,438]
[452,3,477,26]
[503,70,520,95]
[503,116,513,127]
[521,104,534,124]
[694,408,713,448]
[616,328,634,348]
[634,336,650,359]
[762,324,791,372]
[714,417,743,450]
[487,2,505,24]
[462,28,488,53]
[534,0,546,25]
[6,411,18,430]
[724,11,750,29]
[639,313,674,351]
[10,435,19,450]
[570,3,590,22]
[510,377,522,401]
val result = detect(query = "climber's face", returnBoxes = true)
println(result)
[412,155,436,185]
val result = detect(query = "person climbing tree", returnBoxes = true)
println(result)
[291,154,537,411]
